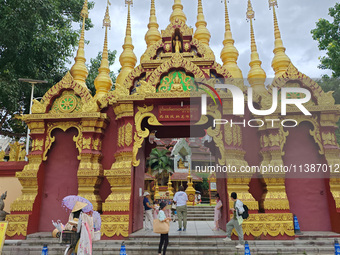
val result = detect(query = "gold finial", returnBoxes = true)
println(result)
[145,0,161,48]
[116,0,137,87]
[94,2,113,97]
[170,0,187,23]
[270,0,290,77]
[220,0,243,79]
[194,0,211,46]
[246,0,266,91]
[70,0,89,87]
[269,0,278,8]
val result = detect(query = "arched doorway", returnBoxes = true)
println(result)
[38,128,80,232]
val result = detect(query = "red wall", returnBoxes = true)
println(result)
[38,128,80,231]
[283,121,332,231]
[99,107,118,204]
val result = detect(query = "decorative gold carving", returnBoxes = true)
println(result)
[0,151,5,161]
[136,80,156,95]
[93,139,101,151]
[296,116,324,154]
[148,53,205,87]
[33,72,92,114]
[32,139,44,151]
[270,63,335,107]
[206,104,226,165]
[125,123,133,146]
[9,142,24,161]
[82,137,91,150]
[114,103,134,120]
[101,215,129,237]
[6,214,29,237]
[231,213,294,237]
[322,132,337,146]
[11,154,42,212]
[43,122,82,161]
[104,151,133,212]
[50,91,81,113]
[133,105,162,166]
[161,18,193,38]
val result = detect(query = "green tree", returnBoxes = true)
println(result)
[316,76,340,143]
[311,3,340,77]
[0,0,94,139]
[148,148,174,186]
[86,50,117,95]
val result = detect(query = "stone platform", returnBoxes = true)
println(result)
[3,221,340,255]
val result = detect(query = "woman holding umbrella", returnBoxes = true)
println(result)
[62,196,94,255]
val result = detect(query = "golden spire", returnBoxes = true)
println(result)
[170,0,187,23]
[145,0,161,48]
[116,0,137,86]
[70,0,89,87]
[94,1,113,97]
[220,0,243,79]
[270,0,290,77]
[194,0,211,46]
[247,0,266,91]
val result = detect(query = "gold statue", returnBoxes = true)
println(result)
[178,158,186,169]
[171,73,183,92]
[173,36,182,53]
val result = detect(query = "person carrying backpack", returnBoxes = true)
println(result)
[223,192,245,249]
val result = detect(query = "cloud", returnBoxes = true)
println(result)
[75,0,334,79]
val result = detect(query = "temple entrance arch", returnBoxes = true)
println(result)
[131,103,229,233]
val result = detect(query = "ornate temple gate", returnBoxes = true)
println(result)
[5,0,340,240]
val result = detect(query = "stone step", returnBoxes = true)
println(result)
[2,242,336,255]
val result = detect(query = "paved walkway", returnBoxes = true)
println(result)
[131,221,229,238]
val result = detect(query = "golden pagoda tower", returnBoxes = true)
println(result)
[220,0,243,79]
[247,0,266,92]
[145,0,161,48]
[269,0,291,77]
[94,1,113,97]
[194,0,211,46]
[167,173,174,197]
[70,0,89,88]
[116,0,137,86]
[154,178,160,199]
[185,167,196,205]
[170,0,187,23]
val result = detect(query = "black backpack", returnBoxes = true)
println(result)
[241,204,249,219]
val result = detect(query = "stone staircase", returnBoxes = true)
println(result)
[186,205,215,221]
[3,232,339,255]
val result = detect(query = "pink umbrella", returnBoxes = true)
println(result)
[61,195,93,213]
[93,211,101,231]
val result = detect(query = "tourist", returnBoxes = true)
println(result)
[158,202,171,255]
[223,192,245,249]
[162,191,172,218]
[173,186,188,231]
[213,193,222,231]
[143,191,153,230]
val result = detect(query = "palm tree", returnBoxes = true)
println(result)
[148,148,174,185]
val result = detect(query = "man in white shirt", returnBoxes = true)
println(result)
[173,186,188,231]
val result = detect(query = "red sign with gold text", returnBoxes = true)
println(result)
[158,105,200,121]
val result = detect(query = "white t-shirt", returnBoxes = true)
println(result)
[173,191,188,206]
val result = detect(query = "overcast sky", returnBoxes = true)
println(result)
[76,0,337,80]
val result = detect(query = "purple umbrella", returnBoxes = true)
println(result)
[61,195,93,213]
[93,211,101,231]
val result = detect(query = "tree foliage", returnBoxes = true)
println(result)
[316,76,340,143]
[148,148,174,185]
[86,50,117,95]
[0,0,94,139]
[311,3,340,77]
